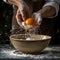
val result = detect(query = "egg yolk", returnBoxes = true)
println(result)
[25,18,37,25]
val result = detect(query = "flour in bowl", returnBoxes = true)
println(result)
[26,37,35,40]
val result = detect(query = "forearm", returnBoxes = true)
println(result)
[8,0,23,7]
[38,6,56,18]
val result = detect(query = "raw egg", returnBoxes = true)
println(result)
[22,18,37,29]
[25,18,37,25]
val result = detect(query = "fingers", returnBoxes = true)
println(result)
[32,13,42,25]
[21,10,30,21]
[16,10,23,27]
[21,10,27,21]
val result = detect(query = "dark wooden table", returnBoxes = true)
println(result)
[0,44,60,60]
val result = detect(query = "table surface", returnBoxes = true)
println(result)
[0,44,60,60]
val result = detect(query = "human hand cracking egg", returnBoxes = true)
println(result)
[22,18,38,30]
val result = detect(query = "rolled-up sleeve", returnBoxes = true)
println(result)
[3,0,12,5]
[3,0,8,3]
[43,1,59,18]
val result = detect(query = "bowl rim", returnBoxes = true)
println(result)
[10,34,51,42]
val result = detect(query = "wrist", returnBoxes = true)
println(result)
[17,0,25,7]
[7,0,22,7]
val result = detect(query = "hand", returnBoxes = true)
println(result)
[16,1,32,26]
[32,12,42,25]
[27,12,42,31]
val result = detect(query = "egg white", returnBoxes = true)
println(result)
[22,22,33,29]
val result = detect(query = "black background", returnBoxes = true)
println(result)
[0,1,60,45]
[0,0,13,44]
